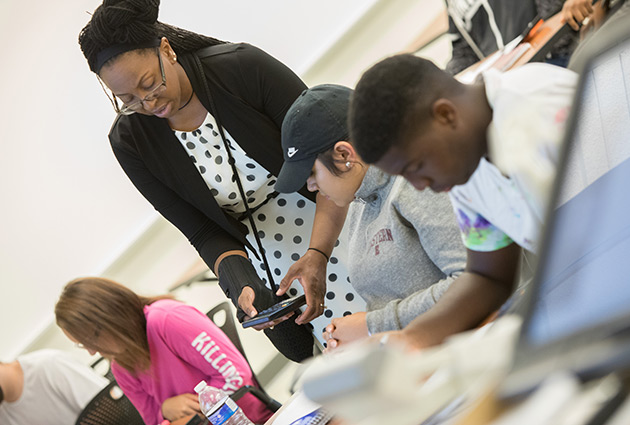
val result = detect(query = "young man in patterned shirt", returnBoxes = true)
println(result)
[348,54,577,349]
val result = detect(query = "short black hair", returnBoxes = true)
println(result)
[0,383,4,405]
[349,54,460,164]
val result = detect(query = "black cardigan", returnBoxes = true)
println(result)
[109,43,314,269]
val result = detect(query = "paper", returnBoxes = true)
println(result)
[271,391,324,425]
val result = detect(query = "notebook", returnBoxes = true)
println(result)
[497,16,630,400]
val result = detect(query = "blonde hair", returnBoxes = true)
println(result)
[55,277,172,373]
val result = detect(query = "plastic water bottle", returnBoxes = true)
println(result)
[194,380,254,425]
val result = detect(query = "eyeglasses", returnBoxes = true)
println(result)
[99,47,167,116]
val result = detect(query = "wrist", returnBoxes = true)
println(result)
[364,312,372,337]
[401,323,436,350]
[307,247,329,262]
[218,255,274,308]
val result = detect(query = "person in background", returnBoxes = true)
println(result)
[445,0,592,74]
[561,0,596,30]
[348,54,577,350]
[77,0,364,361]
[55,277,273,425]
[0,348,108,425]
[274,84,466,350]
[568,0,630,68]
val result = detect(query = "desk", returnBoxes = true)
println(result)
[290,318,630,425]
[282,374,630,425]
[449,372,630,425]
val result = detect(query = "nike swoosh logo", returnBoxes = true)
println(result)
[288,148,299,158]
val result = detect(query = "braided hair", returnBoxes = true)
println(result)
[79,0,225,73]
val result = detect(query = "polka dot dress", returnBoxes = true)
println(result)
[174,113,366,348]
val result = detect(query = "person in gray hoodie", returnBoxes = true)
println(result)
[274,84,466,350]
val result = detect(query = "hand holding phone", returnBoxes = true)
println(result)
[242,295,307,329]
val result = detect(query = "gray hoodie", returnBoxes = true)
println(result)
[345,167,467,334]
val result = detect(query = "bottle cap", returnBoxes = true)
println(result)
[194,380,208,394]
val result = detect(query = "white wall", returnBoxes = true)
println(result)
[0,0,158,360]
[0,0,448,360]
[158,0,380,75]
[300,0,450,87]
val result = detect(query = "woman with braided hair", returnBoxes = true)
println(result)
[78,0,365,362]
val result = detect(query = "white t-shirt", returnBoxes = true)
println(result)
[449,64,578,253]
[0,349,108,425]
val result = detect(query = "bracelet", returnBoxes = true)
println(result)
[307,247,329,262]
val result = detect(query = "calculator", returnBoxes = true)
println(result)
[242,295,307,328]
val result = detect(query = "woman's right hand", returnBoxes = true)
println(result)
[161,393,201,421]
[277,248,328,324]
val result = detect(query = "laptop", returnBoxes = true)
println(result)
[497,15,630,400]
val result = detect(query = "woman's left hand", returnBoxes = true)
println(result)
[323,312,369,351]
[161,393,201,421]
[278,249,328,325]
[238,286,295,330]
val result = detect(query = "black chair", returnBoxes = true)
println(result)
[75,380,145,425]
[169,268,218,292]
[206,301,282,413]
[90,356,115,382]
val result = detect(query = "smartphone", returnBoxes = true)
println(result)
[242,295,307,328]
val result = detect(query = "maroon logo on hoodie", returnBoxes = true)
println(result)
[369,228,393,256]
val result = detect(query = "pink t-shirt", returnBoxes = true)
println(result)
[112,299,272,425]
